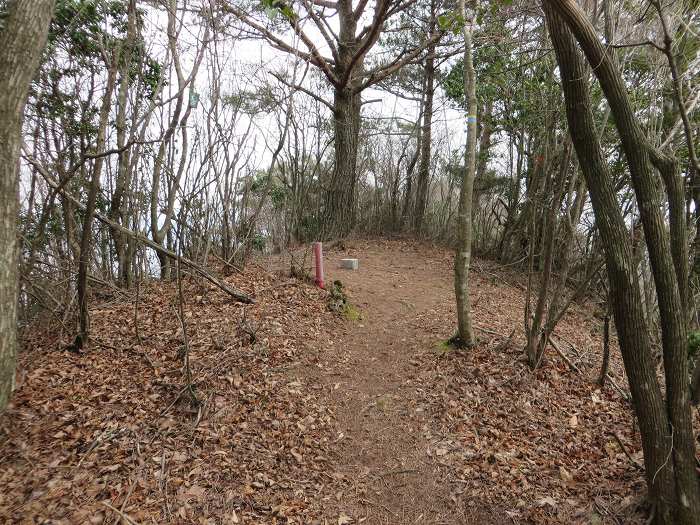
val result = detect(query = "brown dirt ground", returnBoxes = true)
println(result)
[265,239,654,525]
[297,240,482,524]
[1,238,669,524]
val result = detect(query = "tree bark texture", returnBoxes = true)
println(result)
[454,0,477,346]
[0,0,56,412]
[324,86,361,236]
[544,3,699,522]
[412,0,437,234]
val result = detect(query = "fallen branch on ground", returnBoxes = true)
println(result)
[549,336,581,373]
[474,325,511,339]
[610,432,643,469]
[550,334,630,401]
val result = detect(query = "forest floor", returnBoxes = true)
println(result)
[1,239,653,524]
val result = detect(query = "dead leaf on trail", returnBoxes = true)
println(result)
[559,466,573,482]
[187,485,207,497]
[539,496,558,508]
[338,513,354,525]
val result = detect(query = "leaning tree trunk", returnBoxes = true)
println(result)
[454,0,477,347]
[324,86,361,237]
[544,3,696,523]
[0,0,55,412]
[546,1,700,521]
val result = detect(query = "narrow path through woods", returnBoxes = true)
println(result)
[2,239,644,524]
[292,242,493,524]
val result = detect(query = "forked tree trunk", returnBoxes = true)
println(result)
[544,3,699,522]
[454,0,477,347]
[0,0,56,412]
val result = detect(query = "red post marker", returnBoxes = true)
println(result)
[313,242,325,289]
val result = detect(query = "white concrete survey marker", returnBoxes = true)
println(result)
[340,258,359,270]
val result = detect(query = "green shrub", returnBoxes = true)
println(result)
[251,233,266,252]
[688,330,700,359]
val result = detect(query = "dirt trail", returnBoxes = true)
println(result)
[257,240,649,525]
[2,239,646,524]
[303,241,486,524]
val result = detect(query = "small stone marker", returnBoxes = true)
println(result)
[340,258,359,270]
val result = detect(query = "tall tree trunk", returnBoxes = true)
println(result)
[544,3,697,522]
[110,0,137,288]
[76,63,118,348]
[0,0,55,412]
[454,0,477,347]
[412,0,437,234]
[324,86,361,237]
[546,1,700,521]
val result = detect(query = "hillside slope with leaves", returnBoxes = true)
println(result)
[0,239,685,524]
[1,263,343,524]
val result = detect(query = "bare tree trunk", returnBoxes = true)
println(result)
[454,0,477,347]
[75,62,118,348]
[110,0,137,288]
[0,0,55,412]
[412,0,437,234]
[544,3,698,522]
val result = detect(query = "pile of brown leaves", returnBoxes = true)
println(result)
[3,239,695,525]
[1,264,341,524]
[406,249,656,524]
